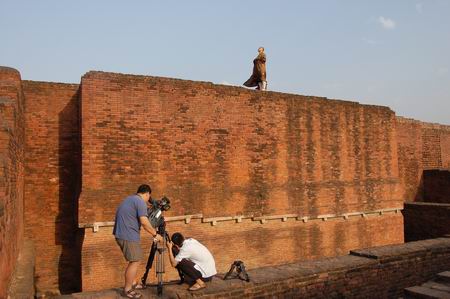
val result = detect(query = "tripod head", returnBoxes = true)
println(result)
[147,196,170,229]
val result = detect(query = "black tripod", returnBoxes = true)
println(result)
[141,220,168,296]
[141,220,183,296]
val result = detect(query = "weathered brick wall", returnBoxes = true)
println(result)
[404,202,450,241]
[396,117,450,202]
[22,81,82,295]
[82,212,403,291]
[80,71,402,223]
[8,68,449,295]
[0,67,25,298]
[78,71,404,291]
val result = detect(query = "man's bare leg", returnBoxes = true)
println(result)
[125,261,140,292]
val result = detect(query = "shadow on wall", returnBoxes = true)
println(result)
[55,90,84,294]
[423,169,450,203]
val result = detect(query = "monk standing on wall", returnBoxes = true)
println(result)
[243,47,267,91]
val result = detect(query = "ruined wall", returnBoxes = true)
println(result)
[396,117,450,202]
[80,71,402,222]
[404,202,450,241]
[79,71,404,291]
[22,81,82,295]
[7,68,449,295]
[0,67,25,298]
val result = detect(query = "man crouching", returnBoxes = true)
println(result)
[166,232,217,291]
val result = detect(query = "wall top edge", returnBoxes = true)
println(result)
[22,80,79,88]
[396,116,450,130]
[0,66,20,75]
[81,70,395,111]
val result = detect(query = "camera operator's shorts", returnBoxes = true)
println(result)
[115,238,143,262]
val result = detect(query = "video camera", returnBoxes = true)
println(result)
[147,196,171,228]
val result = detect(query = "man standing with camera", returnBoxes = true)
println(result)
[113,184,162,299]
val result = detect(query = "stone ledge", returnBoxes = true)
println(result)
[350,238,450,261]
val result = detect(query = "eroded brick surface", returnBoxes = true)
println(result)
[0,67,25,298]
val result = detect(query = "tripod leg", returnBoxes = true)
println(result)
[141,242,157,287]
[156,247,164,295]
[223,264,236,280]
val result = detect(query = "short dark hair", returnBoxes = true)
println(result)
[171,232,185,247]
[137,184,152,194]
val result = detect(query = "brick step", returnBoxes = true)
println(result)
[437,272,450,284]
[404,286,450,299]
[423,282,450,293]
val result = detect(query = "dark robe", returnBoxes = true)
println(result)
[243,52,266,87]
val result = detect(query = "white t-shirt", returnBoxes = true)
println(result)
[174,238,217,278]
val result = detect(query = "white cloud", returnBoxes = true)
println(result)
[415,3,423,13]
[378,16,396,30]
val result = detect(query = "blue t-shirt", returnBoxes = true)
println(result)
[113,195,148,241]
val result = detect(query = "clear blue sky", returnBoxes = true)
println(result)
[1,0,449,124]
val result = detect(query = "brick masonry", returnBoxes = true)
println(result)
[1,66,449,295]
[79,71,403,223]
[78,71,406,291]
[22,80,82,294]
[0,67,25,298]
[396,117,450,202]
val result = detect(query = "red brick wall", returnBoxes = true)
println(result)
[22,81,82,295]
[78,71,404,291]
[82,212,403,291]
[396,117,450,202]
[404,202,450,241]
[79,71,402,224]
[0,67,25,298]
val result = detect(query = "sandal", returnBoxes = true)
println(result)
[124,289,142,298]
[188,283,206,291]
